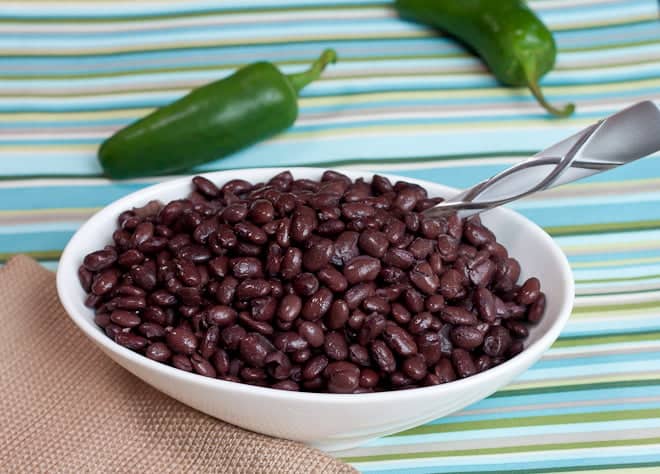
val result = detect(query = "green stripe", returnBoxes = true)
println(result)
[577,274,660,285]
[394,408,660,436]
[495,378,660,397]
[572,301,660,315]
[340,436,660,462]
[439,462,660,474]
[553,330,660,348]
[577,287,660,297]
[545,220,660,237]
[0,250,63,263]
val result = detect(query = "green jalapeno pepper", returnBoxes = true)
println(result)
[395,0,574,117]
[99,49,337,179]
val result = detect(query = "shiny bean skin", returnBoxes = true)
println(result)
[527,292,546,324]
[505,319,529,339]
[439,268,465,300]
[391,303,412,325]
[231,257,263,279]
[146,342,172,362]
[358,313,386,345]
[248,199,275,224]
[166,327,198,355]
[342,202,375,220]
[326,361,361,393]
[452,348,477,378]
[280,247,303,280]
[371,340,396,373]
[450,325,484,350]
[301,288,333,320]
[359,230,389,258]
[302,238,334,272]
[274,332,308,353]
[474,287,497,323]
[441,306,478,326]
[344,282,376,310]
[359,368,380,388]
[91,268,120,296]
[234,222,267,245]
[383,323,418,356]
[83,249,117,271]
[298,321,325,348]
[292,273,319,297]
[416,332,443,366]
[330,231,360,266]
[517,277,541,305]
[206,305,237,327]
[239,333,273,368]
[209,278,234,306]
[190,353,216,378]
[382,248,414,269]
[343,256,381,285]
[317,266,348,293]
[326,299,350,329]
[115,332,149,351]
[110,310,141,328]
[434,358,457,383]
[236,279,271,300]
[402,354,427,381]
[302,354,329,380]
[409,261,440,295]
[324,331,349,360]
[277,294,303,322]
[291,206,317,242]
[349,344,371,367]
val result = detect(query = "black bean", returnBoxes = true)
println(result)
[528,292,546,324]
[83,248,118,272]
[298,321,325,348]
[326,361,360,393]
[280,247,303,280]
[344,256,381,285]
[146,342,172,362]
[115,332,148,351]
[110,310,141,328]
[292,273,319,297]
[452,348,477,378]
[301,288,333,321]
[402,354,427,381]
[324,331,349,360]
[409,261,440,295]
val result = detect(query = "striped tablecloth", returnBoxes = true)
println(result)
[2,1,660,472]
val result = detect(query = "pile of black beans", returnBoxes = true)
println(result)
[79,171,545,393]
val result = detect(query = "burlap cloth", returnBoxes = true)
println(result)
[0,255,356,474]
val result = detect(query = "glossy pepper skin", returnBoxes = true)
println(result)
[395,0,574,117]
[99,49,337,179]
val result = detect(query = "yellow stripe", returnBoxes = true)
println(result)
[0,207,99,216]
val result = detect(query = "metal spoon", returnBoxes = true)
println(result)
[422,100,660,219]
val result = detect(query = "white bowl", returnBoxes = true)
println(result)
[57,167,574,452]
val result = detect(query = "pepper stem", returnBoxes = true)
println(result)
[522,59,575,118]
[287,49,337,94]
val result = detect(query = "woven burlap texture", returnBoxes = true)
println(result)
[0,255,356,474]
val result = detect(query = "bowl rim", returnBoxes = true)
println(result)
[57,166,574,403]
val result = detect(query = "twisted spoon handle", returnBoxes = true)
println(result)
[423,100,660,219]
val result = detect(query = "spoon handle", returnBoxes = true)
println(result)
[423,100,660,219]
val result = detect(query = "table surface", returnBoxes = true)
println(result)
[2,1,660,472]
